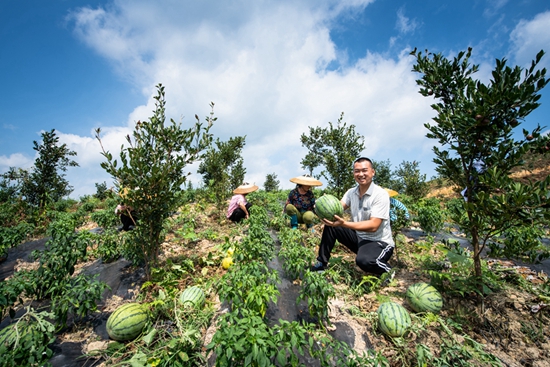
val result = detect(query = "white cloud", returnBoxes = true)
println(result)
[60,0,439,197]
[509,11,550,69]
[0,153,34,172]
[483,0,509,18]
[396,7,419,35]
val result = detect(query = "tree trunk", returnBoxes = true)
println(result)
[468,209,484,299]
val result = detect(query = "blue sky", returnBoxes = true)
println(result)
[1,0,549,198]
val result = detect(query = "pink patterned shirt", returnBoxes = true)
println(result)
[227,194,247,218]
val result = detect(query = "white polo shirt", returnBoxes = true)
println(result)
[342,183,394,246]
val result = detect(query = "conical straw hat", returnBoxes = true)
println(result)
[290,174,322,187]
[384,188,399,197]
[233,182,259,194]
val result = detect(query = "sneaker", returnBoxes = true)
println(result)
[310,261,327,272]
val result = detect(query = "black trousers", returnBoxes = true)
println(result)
[229,203,252,223]
[317,225,393,275]
[120,212,138,231]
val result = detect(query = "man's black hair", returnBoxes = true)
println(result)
[353,157,374,168]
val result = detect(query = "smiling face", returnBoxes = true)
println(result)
[353,159,375,188]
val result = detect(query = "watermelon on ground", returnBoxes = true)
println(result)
[179,286,206,308]
[406,282,443,313]
[315,194,343,221]
[106,303,148,341]
[377,301,411,337]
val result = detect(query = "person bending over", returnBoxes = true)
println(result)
[227,182,258,223]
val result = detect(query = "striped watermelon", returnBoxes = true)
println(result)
[315,194,343,221]
[377,302,411,337]
[406,282,443,313]
[179,286,205,308]
[106,303,148,341]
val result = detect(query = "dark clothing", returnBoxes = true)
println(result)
[116,204,138,231]
[229,202,252,223]
[317,225,393,275]
[286,188,315,212]
[120,211,138,231]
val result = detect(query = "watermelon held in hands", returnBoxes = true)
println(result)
[377,301,411,338]
[179,286,206,308]
[315,194,343,221]
[406,282,443,313]
[106,303,148,341]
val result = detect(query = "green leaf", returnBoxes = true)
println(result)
[129,351,148,367]
[141,328,157,346]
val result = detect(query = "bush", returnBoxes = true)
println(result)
[415,198,447,234]
[91,208,119,229]
[0,222,33,255]
[90,228,123,262]
[489,225,550,262]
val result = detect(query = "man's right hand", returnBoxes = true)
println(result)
[322,215,344,227]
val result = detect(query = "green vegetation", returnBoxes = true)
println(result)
[412,47,550,290]
[0,49,549,366]
[300,112,365,197]
[21,129,79,209]
[95,83,214,278]
[263,172,280,192]
[198,136,246,209]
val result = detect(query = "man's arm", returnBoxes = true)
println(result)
[322,215,382,232]
[323,196,384,231]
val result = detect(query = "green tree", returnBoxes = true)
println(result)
[300,142,324,177]
[412,47,550,287]
[264,173,280,192]
[229,159,246,193]
[21,129,79,208]
[0,167,25,204]
[392,160,429,200]
[94,181,109,200]
[371,159,393,189]
[95,84,214,278]
[300,113,365,197]
[197,136,246,209]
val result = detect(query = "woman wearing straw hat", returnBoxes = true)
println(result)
[227,182,259,223]
[115,186,138,231]
[285,174,323,230]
